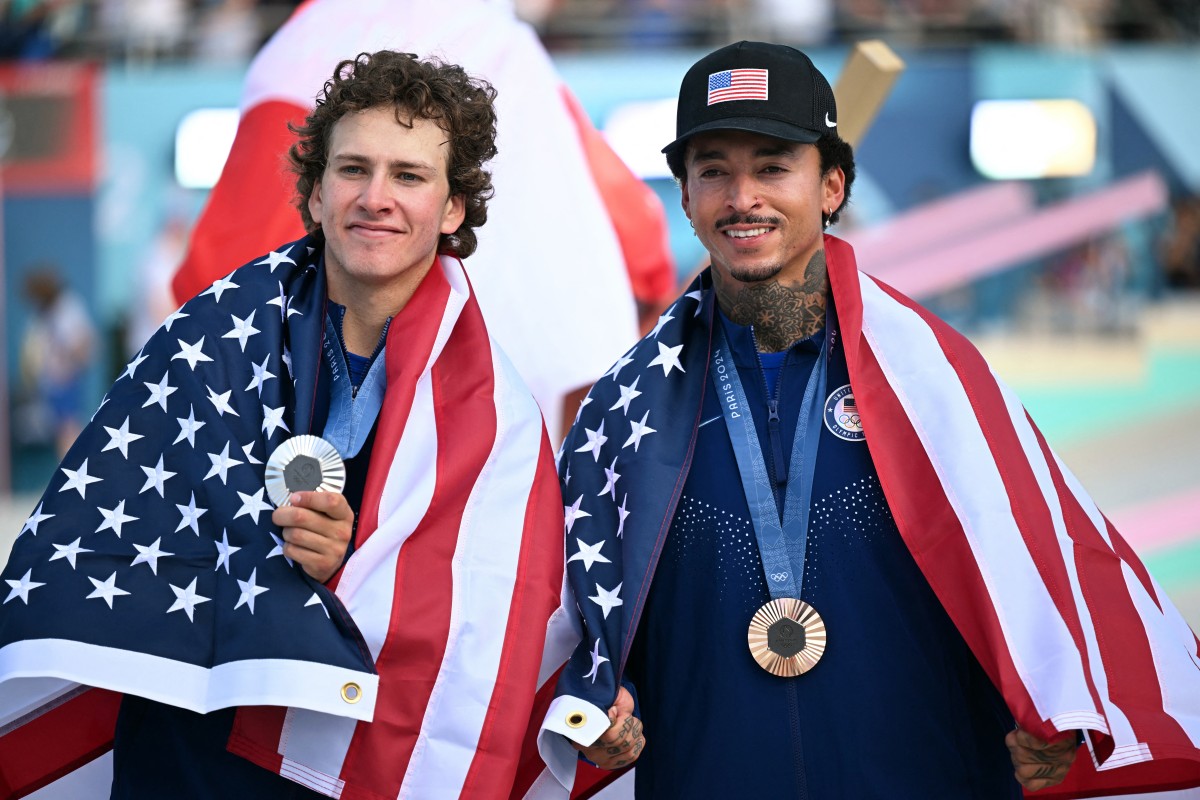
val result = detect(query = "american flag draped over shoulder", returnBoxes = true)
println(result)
[528,235,1200,797]
[0,236,566,800]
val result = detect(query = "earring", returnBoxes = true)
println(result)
[822,208,831,230]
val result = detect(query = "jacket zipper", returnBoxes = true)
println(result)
[750,327,788,505]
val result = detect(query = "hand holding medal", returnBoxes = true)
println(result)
[266,435,354,583]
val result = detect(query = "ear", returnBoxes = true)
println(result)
[307,177,325,227]
[680,179,693,222]
[822,166,845,215]
[440,193,467,235]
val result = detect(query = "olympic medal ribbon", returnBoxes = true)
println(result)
[709,318,828,604]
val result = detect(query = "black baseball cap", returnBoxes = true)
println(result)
[661,41,838,155]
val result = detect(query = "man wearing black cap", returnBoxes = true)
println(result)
[536,40,1200,799]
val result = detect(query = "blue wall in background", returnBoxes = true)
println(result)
[98,64,245,324]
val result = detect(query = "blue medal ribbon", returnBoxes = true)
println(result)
[321,319,387,459]
[710,318,827,602]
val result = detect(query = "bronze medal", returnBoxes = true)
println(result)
[264,435,346,507]
[747,598,826,677]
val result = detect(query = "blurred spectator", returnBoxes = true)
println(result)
[1038,232,1134,333]
[17,264,96,458]
[0,0,78,59]
[99,0,188,63]
[619,0,709,48]
[1159,193,1200,290]
[8,0,1194,59]
[742,0,834,45]
[192,0,262,64]
[1155,0,1200,37]
[835,0,898,35]
[1013,0,1113,47]
[126,210,190,357]
[1080,232,1134,332]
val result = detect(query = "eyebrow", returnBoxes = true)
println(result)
[329,153,439,174]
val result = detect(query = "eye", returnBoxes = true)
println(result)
[397,172,421,183]
[339,165,365,176]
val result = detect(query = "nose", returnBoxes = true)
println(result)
[726,173,760,213]
[359,174,395,213]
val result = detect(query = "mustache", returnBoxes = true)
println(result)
[714,213,780,229]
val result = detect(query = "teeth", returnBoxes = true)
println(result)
[726,228,769,238]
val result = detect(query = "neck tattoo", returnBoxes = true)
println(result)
[714,250,829,353]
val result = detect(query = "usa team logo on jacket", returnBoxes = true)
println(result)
[824,384,864,441]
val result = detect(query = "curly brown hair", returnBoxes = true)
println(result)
[289,50,498,258]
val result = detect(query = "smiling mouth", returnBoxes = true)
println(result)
[351,224,402,236]
[724,227,771,239]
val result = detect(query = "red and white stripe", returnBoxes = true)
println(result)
[226,255,565,799]
[0,682,119,799]
[827,235,1200,794]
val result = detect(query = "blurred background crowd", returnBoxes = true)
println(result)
[2,0,1200,63]
[0,0,1197,631]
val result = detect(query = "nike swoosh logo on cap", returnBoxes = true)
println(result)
[825,112,837,127]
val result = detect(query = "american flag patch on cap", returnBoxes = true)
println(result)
[707,69,769,105]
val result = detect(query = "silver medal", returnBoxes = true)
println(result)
[264,435,346,507]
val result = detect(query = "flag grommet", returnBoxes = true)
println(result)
[341,682,363,704]
[566,711,587,728]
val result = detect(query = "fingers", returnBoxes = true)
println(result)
[585,709,644,770]
[271,491,354,583]
[597,712,644,769]
[572,688,646,770]
[1006,728,1078,792]
[286,490,355,520]
[611,686,635,717]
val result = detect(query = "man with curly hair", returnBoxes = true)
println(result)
[0,50,564,799]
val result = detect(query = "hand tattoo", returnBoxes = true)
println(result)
[598,716,644,767]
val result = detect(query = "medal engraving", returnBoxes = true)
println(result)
[747,598,826,677]
[766,617,806,658]
[265,435,346,507]
[283,455,323,492]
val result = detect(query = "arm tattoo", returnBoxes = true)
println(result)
[712,251,829,353]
